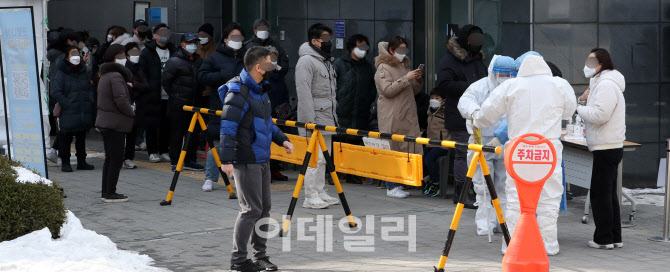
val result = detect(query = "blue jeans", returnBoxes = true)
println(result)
[205,141,220,181]
[424,147,449,183]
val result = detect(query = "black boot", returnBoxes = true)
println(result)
[77,159,95,170]
[463,187,477,209]
[61,163,73,172]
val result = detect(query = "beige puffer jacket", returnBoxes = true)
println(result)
[374,42,423,154]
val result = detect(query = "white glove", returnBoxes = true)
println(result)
[131,103,136,112]
[486,137,502,147]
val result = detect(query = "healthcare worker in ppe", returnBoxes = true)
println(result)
[472,51,577,255]
[457,55,515,236]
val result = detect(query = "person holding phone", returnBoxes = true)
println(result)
[374,35,424,198]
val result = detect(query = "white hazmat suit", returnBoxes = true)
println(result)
[457,55,510,236]
[472,55,577,255]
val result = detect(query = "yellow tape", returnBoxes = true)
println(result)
[466,152,480,178]
[227,184,234,195]
[347,214,356,226]
[176,151,187,171]
[437,255,447,269]
[492,198,506,224]
[166,191,174,201]
[450,203,464,230]
[391,134,406,142]
[282,219,291,233]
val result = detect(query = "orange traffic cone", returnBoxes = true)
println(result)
[502,133,557,272]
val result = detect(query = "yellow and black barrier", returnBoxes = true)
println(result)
[171,106,508,271]
[433,151,511,272]
[160,110,236,206]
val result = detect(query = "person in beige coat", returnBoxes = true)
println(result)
[374,36,423,198]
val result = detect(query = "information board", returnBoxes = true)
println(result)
[0,7,48,177]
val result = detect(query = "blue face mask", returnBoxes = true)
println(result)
[185,43,197,54]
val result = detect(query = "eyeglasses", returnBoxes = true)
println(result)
[585,57,599,69]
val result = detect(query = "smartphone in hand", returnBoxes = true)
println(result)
[418,64,424,70]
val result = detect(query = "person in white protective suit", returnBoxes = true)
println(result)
[457,55,516,236]
[472,52,577,255]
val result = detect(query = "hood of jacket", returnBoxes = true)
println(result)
[485,55,500,89]
[111,33,133,45]
[447,36,485,63]
[47,48,64,61]
[298,42,328,62]
[517,55,551,77]
[592,69,626,93]
[374,41,410,69]
[99,62,132,82]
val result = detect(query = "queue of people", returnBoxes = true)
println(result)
[45,19,626,271]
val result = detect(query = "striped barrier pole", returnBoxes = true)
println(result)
[280,130,319,236]
[195,113,236,199]
[316,130,357,228]
[160,113,199,206]
[479,153,511,245]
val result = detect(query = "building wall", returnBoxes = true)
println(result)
[47,0,221,44]
[503,0,670,188]
[263,0,416,103]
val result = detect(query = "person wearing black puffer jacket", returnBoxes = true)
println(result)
[139,24,176,163]
[436,24,487,207]
[198,22,246,191]
[162,33,205,171]
[51,46,96,172]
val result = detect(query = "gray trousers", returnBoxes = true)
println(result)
[231,162,271,264]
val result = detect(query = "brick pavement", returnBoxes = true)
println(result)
[51,134,670,272]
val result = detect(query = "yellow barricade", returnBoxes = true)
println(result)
[270,134,317,168]
[333,142,423,187]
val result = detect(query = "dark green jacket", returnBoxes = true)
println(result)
[333,55,376,130]
[51,59,95,133]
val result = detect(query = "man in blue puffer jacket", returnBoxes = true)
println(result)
[219,46,293,272]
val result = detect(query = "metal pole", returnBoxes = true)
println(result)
[649,138,670,242]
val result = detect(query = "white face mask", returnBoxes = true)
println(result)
[271,61,280,70]
[429,99,441,109]
[256,31,270,40]
[129,55,140,63]
[69,56,81,65]
[354,47,367,59]
[583,65,597,78]
[227,40,243,50]
[199,37,209,45]
[107,34,113,42]
[115,58,127,66]
[394,53,406,62]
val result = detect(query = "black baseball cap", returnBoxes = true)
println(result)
[181,32,200,42]
[134,19,148,29]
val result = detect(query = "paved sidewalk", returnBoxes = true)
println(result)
[51,134,670,272]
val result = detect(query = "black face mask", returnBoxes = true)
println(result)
[467,44,481,55]
[320,41,332,53]
[262,70,273,81]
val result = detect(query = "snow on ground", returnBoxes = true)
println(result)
[571,187,667,207]
[1,167,168,272]
[622,187,667,207]
[11,166,52,185]
[0,211,169,272]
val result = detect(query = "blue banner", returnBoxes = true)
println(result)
[0,8,48,177]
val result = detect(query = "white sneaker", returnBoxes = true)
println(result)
[387,187,409,199]
[588,240,614,250]
[160,153,171,162]
[123,160,137,169]
[202,180,213,192]
[135,145,142,151]
[318,192,339,205]
[149,153,161,163]
[57,157,62,166]
[614,242,623,248]
[303,197,329,209]
[46,149,59,163]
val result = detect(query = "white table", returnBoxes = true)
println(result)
[561,136,641,226]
